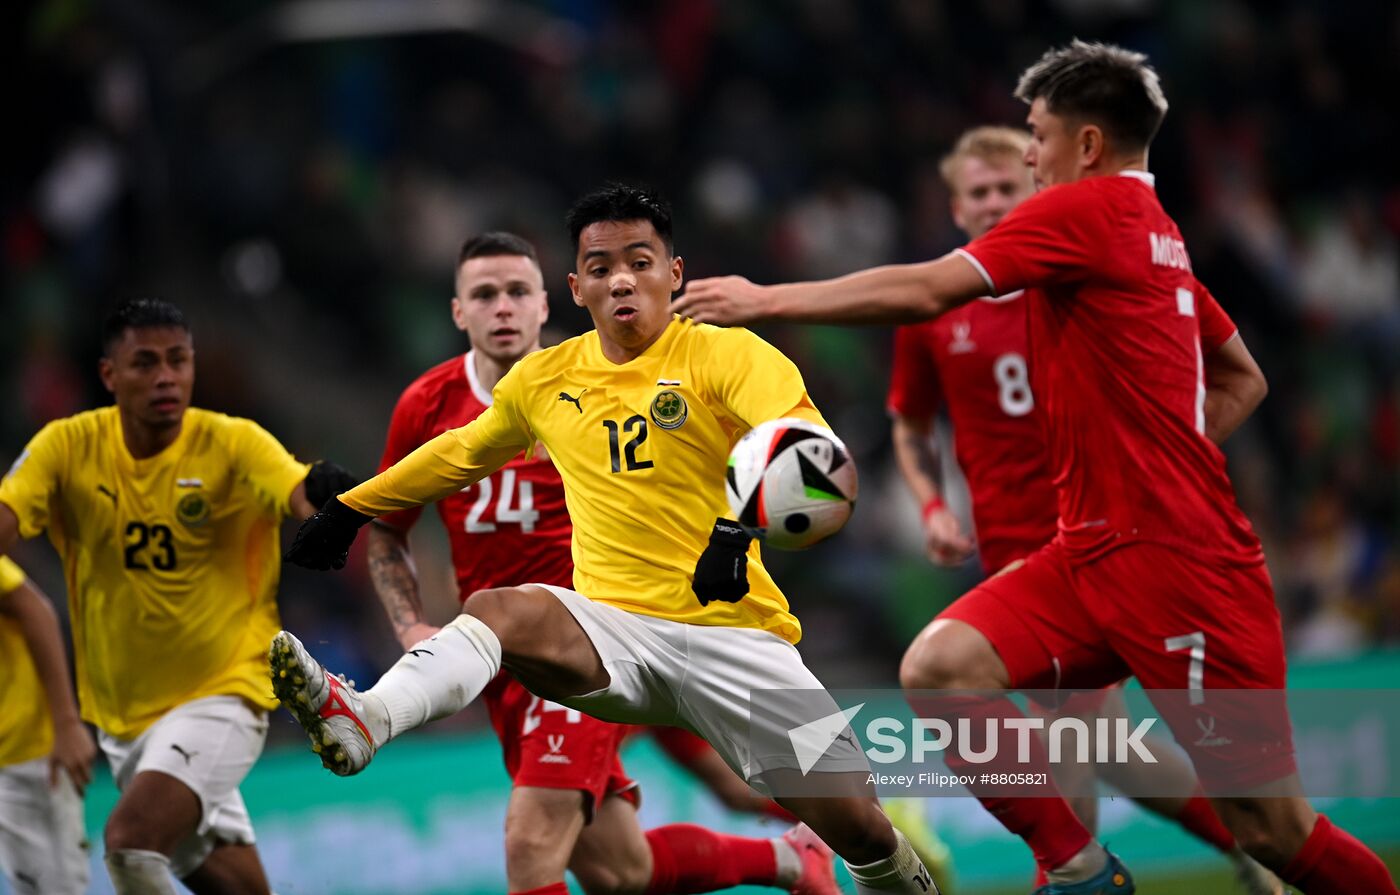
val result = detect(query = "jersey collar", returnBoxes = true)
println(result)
[1118,170,1156,188]
[463,351,494,406]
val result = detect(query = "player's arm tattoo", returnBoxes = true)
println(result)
[365,523,426,636]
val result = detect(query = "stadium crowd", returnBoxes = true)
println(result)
[5,0,1398,722]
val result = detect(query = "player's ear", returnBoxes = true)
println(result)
[567,272,584,308]
[670,255,683,292]
[449,296,468,332]
[98,356,116,395]
[1079,124,1105,169]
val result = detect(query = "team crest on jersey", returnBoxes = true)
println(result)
[650,389,687,430]
[176,491,211,527]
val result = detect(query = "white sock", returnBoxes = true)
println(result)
[364,614,502,742]
[771,836,803,888]
[845,830,937,894]
[105,849,179,895]
[1046,840,1108,885]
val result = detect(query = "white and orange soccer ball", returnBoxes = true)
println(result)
[725,418,858,550]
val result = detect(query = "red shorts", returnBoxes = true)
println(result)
[647,725,715,768]
[483,674,638,819]
[941,540,1296,791]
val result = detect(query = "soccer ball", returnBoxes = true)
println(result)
[726,418,858,550]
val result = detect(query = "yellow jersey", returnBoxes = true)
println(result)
[0,407,309,739]
[0,557,50,767]
[344,316,826,643]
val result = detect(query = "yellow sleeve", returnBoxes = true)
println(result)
[0,557,24,593]
[710,327,828,430]
[341,370,533,517]
[0,423,66,539]
[229,419,312,516]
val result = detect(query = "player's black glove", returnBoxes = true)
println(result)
[285,498,374,571]
[303,460,358,508]
[691,518,752,605]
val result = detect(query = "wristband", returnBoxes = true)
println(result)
[921,495,946,524]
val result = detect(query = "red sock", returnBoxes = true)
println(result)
[1281,814,1398,894]
[510,885,569,895]
[910,694,1091,873]
[644,824,778,894]
[762,800,798,823]
[1175,790,1236,853]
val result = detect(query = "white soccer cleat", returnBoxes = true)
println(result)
[269,630,377,776]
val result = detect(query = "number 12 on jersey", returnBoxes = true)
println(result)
[464,468,539,533]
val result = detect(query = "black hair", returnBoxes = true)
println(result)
[457,231,540,267]
[1015,39,1169,153]
[101,299,190,355]
[565,183,674,254]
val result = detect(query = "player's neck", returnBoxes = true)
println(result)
[470,345,537,393]
[597,317,672,365]
[119,411,184,459]
[1091,152,1149,179]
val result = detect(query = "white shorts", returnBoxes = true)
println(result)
[0,757,89,895]
[100,695,268,877]
[537,584,868,786]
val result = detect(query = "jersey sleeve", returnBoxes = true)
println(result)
[710,327,828,429]
[1195,281,1239,352]
[0,423,67,539]
[887,324,942,419]
[342,367,533,517]
[229,419,313,517]
[958,183,1107,295]
[0,556,25,593]
[374,385,431,533]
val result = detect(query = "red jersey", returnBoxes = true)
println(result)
[887,293,1058,572]
[959,171,1259,565]
[377,351,573,600]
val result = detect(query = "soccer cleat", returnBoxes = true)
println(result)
[781,823,841,895]
[1229,847,1287,895]
[1031,851,1134,894]
[884,798,956,894]
[269,630,377,776]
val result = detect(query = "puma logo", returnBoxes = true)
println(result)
[407,648,434,658]
[557,389,587,413]
[97,484,117,504]
[170,744,198,765]
[14,871,37,890]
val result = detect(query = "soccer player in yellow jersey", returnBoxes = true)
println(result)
[0,556,94,894]
[274,184,938,895]
[0,299,354,895]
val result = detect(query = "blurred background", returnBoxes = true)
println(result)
[4,0,1399,892]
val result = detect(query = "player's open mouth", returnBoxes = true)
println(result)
[613,306,637,321]
[489,328,518,340]
[151,398,181,411]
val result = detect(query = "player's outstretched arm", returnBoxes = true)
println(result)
[1203,334,1268,445]
[293,459,359,521]
[674,252,989,327]
[0,571,96,793]
[0,503,17,557]
[365,523,439,649]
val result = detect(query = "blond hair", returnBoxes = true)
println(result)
[938,127,1032,189]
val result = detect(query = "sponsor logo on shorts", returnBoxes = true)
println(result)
[538,733,571,764]
[1193,716,1233,748]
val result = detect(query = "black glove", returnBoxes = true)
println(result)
[691,518,752,605]
[285,498,374,570]
[303,460,358,508]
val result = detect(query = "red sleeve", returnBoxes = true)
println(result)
[649,725,714,767]
[958,182,1107,295]
[375,386,429,532]
[1195,281,1239,352]
[886,324,942,420]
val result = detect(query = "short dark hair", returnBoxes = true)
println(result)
[565,183,674,254]
[457,231,540,268]
[101,299,190,355]
[1014,40,1169,153]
